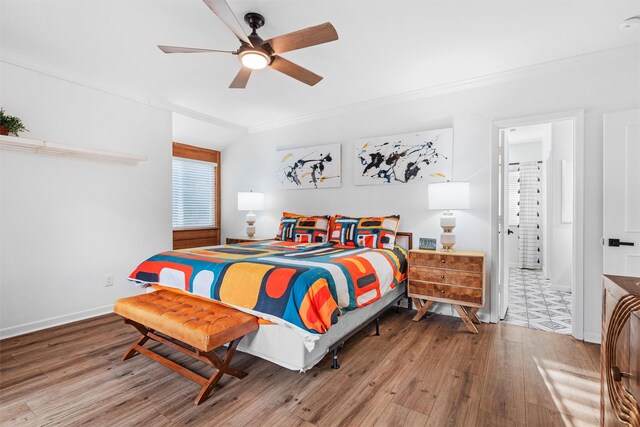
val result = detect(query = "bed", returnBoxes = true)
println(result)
[128,232,412,371]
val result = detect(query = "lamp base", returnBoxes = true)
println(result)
[440,235,456,252]
[245,211,257,238]
[440,211,456,252]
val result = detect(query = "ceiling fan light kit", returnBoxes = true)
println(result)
[158,1,338,88]
[239,50,270,70]
[238,12,271,70]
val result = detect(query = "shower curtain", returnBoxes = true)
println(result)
[518,161,542,269]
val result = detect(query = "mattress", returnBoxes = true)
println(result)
[235,281,406,372]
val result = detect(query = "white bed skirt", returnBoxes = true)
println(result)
[236,282,407,372]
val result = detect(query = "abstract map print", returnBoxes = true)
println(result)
[354,128,453,185]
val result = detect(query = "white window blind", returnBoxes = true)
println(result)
[508,168,520,227]
[172,157,216,228]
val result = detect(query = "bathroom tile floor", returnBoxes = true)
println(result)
[502,267,572,334]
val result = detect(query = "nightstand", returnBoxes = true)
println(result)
[225,237,273,245]
[408,249,485,333]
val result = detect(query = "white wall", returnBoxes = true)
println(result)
[550,120,574,290]
[221,54,640,340]
[509,141,543,163]
[172,113,244,151]
[0,62,172,338]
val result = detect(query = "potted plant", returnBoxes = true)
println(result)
[0,108,29,137]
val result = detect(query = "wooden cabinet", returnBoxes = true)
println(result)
[601,275,640,427]
[408,249,485,333]
[225,237,273,245]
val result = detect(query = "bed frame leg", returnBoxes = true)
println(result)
[332,349,340,369]
[375,317,380,336]
[407,297,413,310]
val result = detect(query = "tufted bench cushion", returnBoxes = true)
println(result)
[114,289,259,405]
[114,290,258,352]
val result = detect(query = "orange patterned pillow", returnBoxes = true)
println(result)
[275,212,303,240]
[330,215,400,249]
[282,211,304,218]
[328,216,335,238]
[276,212,330,242]
[277,216,330,243]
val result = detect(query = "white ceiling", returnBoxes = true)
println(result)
[2,0,639,130]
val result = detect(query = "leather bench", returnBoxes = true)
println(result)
[114,290,259,405]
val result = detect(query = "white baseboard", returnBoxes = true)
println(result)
[551,285,571,293]
[583,331,601,344]
[0,305,114,340]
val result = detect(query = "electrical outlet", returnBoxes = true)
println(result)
[106,274,114,287]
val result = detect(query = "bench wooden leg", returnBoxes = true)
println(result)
[195,338,243,405]
[122,335,149,361]
[120,319,248,405]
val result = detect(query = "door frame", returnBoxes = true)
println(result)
[490,109,585,340]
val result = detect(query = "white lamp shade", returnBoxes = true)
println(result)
[428,182,470,210]
[237,192,264,211]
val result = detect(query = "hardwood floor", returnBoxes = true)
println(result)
[0,309,600,426]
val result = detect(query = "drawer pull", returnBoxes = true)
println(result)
[441,275,445,279]
[441,259,446,263]
[440,289,445,293]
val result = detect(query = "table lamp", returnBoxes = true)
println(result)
[428,182,470,251]
[237,191,264,238]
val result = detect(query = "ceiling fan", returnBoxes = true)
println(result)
[158,0,339,88]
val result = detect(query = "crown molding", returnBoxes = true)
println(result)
[0,49,247,133]
[248,43,640,134]
[2,44,637,137]
[149,99,247,133]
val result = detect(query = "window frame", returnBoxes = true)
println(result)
[172,142,221,249]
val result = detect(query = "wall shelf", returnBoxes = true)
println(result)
[0,134,147,165]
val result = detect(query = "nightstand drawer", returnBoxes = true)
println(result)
[408,280,482,306]
[408,267,482,288]
[409,252,483,272]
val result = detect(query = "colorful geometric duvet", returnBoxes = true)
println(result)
[128,240,407,348]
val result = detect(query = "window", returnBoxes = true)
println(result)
[172,157,216,228]
[172,142,220,249]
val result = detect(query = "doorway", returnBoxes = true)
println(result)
[499,121,574,334]
[492,111,584,338]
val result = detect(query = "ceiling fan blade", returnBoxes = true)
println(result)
[229,67,252,88]
[269,56,323,86]
[201,0,252,46]
[158,45,235,54]
[266,22,338,55]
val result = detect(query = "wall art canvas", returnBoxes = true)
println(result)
[354,128,453,185]
[277,143,341,189]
